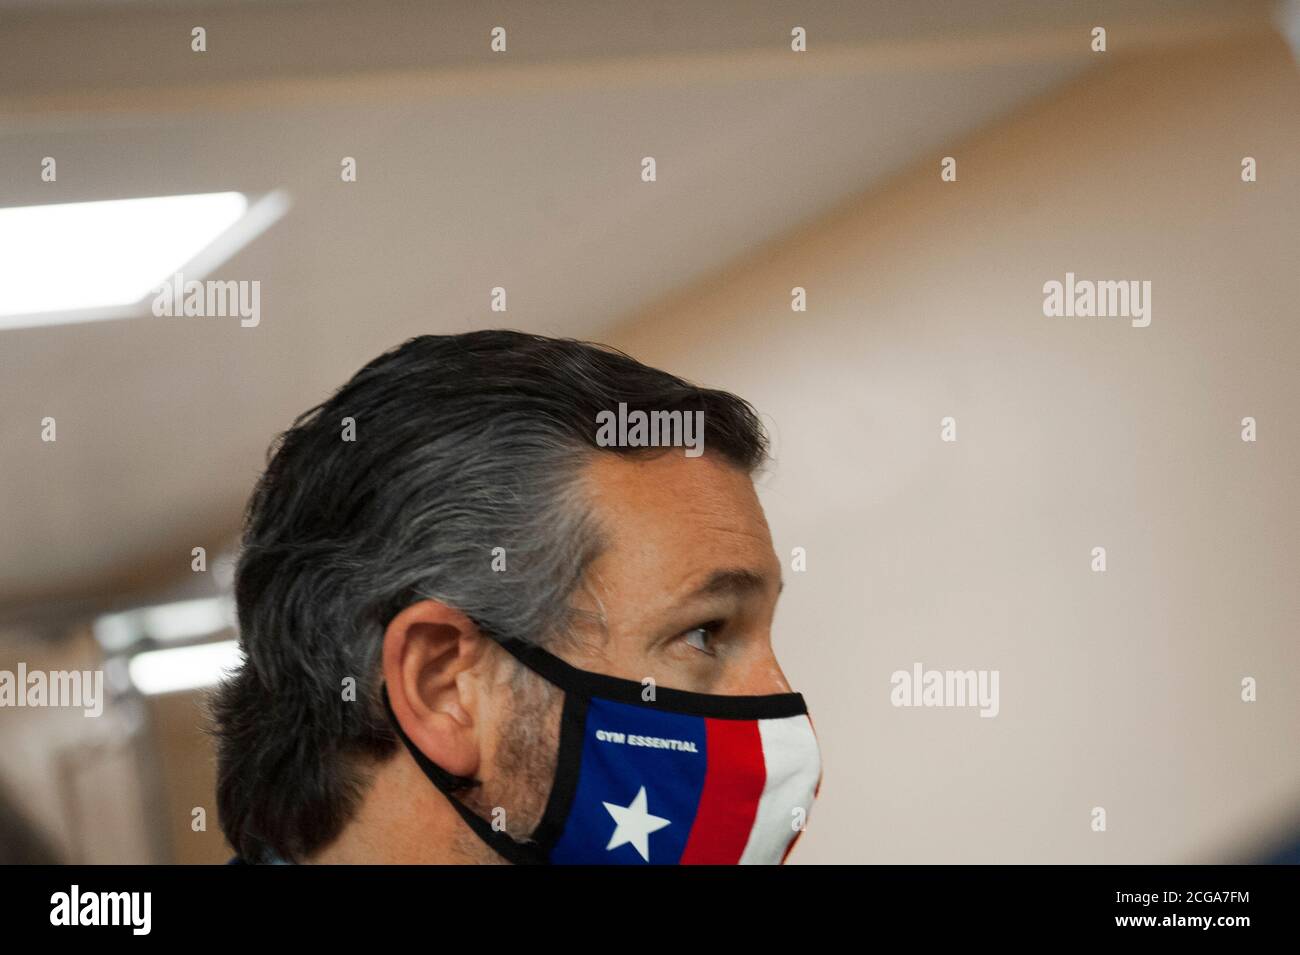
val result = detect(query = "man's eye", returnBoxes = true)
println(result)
[682,623,721,656]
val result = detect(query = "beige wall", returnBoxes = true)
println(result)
[606,35,1300,863]
[147,689,229,864]
[0,628,156,863]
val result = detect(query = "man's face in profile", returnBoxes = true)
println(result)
[563,450,789,694]
[216,330,800,865]
[371,448,793,864]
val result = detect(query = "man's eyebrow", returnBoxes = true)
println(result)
[686,568,783,601]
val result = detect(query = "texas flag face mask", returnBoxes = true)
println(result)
[383,634,823,865]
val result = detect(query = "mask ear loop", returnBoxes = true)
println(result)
[380,684,479,794]
[379,683,549,865]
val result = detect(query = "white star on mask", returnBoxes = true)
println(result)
[603,786,671,862]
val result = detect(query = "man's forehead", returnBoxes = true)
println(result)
[579,451,780,593]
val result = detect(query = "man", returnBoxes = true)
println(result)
[213,330,821,864]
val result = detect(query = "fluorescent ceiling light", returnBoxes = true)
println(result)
[0,190,286,330]
[138,596,236,643]
[94,595,235,652]
[128,639,243,695]
[1277,0,1300,63]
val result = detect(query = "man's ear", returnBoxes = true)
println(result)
[382,600,489,779]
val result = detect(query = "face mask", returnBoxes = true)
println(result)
[382,634,822,864]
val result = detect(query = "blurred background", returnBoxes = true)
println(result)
[0,0,1297,864]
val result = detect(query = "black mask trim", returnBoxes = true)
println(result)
[490,636,809,720]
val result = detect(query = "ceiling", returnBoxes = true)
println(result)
[0,0,1276,628]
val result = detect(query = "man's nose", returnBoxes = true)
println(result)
[732,644,794,695]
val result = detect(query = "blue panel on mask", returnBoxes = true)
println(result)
[549,697,708,864]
